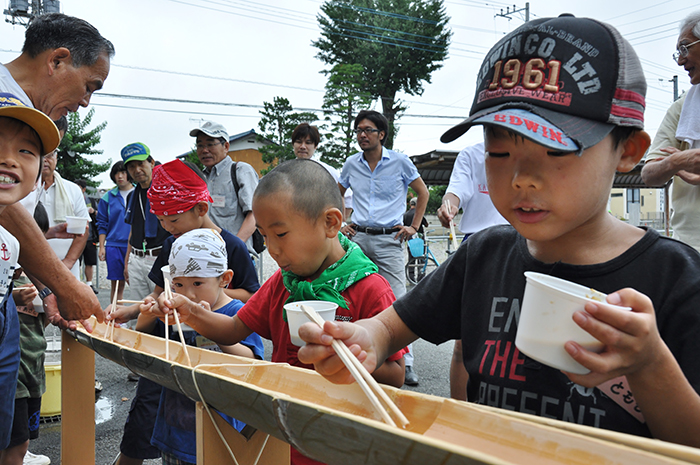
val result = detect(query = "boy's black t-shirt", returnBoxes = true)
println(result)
[395,225,700,438]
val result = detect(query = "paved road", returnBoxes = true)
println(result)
[30,237,456,464]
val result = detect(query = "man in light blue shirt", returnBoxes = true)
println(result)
[339,110,429,386]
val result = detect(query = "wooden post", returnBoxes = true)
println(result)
[61,332,95,464]
[196,402,289,465]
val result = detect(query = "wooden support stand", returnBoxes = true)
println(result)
[196,402,289,465]
[61,332,96,464]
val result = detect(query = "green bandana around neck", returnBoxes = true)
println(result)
[281,233,378,320]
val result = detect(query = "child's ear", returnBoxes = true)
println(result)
[196,202,209,217]
[616,130,651,173]
[324,207,344,237]
[220,270,234,288]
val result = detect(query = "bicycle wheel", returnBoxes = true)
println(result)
[405,256,426,285]
[421,255,439,281]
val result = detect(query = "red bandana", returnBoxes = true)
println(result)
[147,160,212,216]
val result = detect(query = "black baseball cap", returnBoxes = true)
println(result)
[441,14,646,154]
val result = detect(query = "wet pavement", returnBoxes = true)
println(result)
[29,227,456,464]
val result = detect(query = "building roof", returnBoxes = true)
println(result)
[409,150,669,189]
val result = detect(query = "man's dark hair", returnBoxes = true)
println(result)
[354,110,388,145]
[54,115,68,134]
[109,160,132,184]
[74,179,87,189]
[23,13,115,67]
[291,123,320,147]
[254,159,342,221]
[182,160,207,182]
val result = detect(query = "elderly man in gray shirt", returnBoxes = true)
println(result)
[190,121,259,254]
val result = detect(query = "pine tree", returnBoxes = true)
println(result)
[314,0,451,149]
[57,108,111,187]
[320,63,373,168]
[257,96,317,172]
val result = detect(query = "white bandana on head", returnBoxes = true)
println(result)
[169,229,228,279]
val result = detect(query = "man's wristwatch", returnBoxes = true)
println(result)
[38,288,53,300]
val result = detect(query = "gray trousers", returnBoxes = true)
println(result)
[351,232,413,366]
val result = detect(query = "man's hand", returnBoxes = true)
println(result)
[393,225,415,243]
[54,281,105,324]
[341,224,356,238]
[99,248,106,261]
[437,201,459,228]
[43,293,93,332]
[45,223,80,240]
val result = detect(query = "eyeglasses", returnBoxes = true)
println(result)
[196,141,223,150]
[353,128,380,135]
[673,38,700,63]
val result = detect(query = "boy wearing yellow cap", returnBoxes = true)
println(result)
[0,92,60,452]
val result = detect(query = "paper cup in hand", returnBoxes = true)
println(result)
[284,300,338,346]
[515,272,630,375]
[65,216,88,234]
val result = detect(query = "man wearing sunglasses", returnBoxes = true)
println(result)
[642,10,700,250]
[339,109,429,386]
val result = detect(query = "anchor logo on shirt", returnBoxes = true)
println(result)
[0,243,9,261]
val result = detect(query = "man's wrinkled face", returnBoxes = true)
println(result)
[41,52,110,120]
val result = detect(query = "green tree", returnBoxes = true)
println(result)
[314,0,451,149]
[57,108,111,187]
[321,63,373,168]
[257,96,317,172]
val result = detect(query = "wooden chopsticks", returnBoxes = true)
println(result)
[163,277,192,367]
[445,199,459,251]
[300,304,409,429]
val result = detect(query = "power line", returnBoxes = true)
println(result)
[94,93,467,119]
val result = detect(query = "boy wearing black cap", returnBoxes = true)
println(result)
[298,15,700,447]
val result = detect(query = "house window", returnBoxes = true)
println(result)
[627,188,640,213]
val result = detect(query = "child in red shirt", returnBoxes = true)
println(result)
[150,158,406,465]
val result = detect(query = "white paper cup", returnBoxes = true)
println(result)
[32,294,44,313]
[284,300,338,347]
[515,272,630,374]
[65,216,88,234]
[161,265,171,284]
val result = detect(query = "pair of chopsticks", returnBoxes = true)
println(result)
[163,277,192,367]
[445,199,459,251]
[106,286,120,341]
[299,304,409,429]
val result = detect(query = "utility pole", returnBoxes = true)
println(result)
[4,0,60,26]
[496,2,530,22]
[671,75,679,101]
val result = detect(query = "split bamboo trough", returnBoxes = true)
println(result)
[71,320,700,465]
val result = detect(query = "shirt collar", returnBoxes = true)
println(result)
[210,156,233,175]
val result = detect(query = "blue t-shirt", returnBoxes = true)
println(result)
[150,299,264,462]
[149,228,260,294]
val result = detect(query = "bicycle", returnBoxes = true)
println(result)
[405,231,440,285]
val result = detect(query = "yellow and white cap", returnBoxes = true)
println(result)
[0,93,60,155]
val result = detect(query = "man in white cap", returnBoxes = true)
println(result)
[190,121,259,255]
